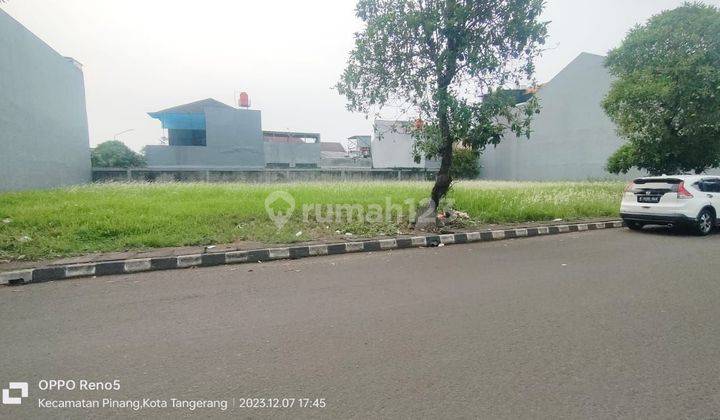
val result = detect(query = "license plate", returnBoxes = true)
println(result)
[637,195,661,203]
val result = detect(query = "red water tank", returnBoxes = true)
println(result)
[238,92,250,108]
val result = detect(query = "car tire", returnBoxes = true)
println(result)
[694,208,715,236]
[625,221,644,231]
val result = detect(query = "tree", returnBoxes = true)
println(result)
[603,2,720,175]
[450,147,480,179]
[91,140,146,168]
[337,0,547,223]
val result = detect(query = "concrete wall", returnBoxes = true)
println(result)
[93,168,436,183]
[481,53,637,181]
[320,157,373,168]
[264,142,321,167]
[0,9,90,191]
[145,108,265,168]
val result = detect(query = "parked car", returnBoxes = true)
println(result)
[620,175,720,235]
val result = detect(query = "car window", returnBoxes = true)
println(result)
[699,178,720,193]
[710,180,720,193]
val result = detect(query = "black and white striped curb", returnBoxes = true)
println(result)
[0,220,624,286]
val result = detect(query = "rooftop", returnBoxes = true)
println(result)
[320,142,346,153]
[148,98,234,116]
[263,131,321,144]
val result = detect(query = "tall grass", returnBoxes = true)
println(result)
[0,181,624,261]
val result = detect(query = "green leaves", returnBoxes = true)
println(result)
[606,143,638,175]
[337,0,548,160]
[604,2,720,175]
[91,140,146,168]
[450,147,481,179]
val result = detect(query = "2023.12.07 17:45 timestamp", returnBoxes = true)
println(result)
[234,398,326,409]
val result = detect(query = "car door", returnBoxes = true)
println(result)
[699,178,720,217]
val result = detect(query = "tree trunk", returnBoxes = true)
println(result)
[416,88,454,228]
[431,108,453,208]
[416,4,458,229]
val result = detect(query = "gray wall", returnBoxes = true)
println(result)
[144,145,264,169]
[93,168,436,183]
[0,9,90,191]
[320,157,373,168]
[481,53,636,181]
[145,107,265,168]
[264,142,321,167]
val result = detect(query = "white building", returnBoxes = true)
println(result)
[371,120,440,170]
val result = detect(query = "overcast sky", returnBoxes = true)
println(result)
[3,0,716,151]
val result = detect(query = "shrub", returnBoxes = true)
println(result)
[450,148,480,180]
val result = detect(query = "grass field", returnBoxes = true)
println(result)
[0,181,624,261]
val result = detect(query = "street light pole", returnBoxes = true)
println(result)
[113,129,134,140]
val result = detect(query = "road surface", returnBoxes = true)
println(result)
[1,227,720,418]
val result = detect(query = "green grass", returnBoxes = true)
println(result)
[0,181,624,261]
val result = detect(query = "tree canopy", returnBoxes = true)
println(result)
[603,2,720,175]
[337,0,547,214]
[91,140,146,168]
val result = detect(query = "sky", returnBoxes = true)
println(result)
[2,0,717,151]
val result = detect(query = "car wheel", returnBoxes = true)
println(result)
[695,209,715,236]
[626,221,644,231]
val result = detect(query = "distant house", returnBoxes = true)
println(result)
[371,120,440,170]
[146,98,321,168]
[481,52,636,181]
[145,98,265,168]
[320,142,347,159]
[347,135,371,158]
[319,141,374,169]
[262,131,321,169]
[0,9,91,191]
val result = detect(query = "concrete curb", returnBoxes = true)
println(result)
[0,220,624,286]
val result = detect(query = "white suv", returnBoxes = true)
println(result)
[620,175,720,235]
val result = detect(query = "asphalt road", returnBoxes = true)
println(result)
[2,227,720,419]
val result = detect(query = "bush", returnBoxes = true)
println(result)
[91,140,146,168]
[450,148,480,179]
